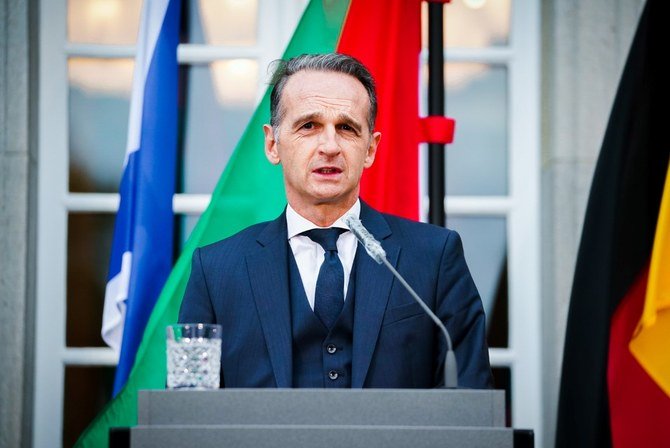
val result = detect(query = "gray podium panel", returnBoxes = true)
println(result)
[137,388,506,427]
[131,425,513,448]
[132,389,513,448]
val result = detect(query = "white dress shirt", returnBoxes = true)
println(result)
[286,200,360,310]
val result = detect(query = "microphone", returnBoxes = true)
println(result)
[344,215,458,388]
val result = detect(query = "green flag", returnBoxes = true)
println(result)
[75,1,349,446]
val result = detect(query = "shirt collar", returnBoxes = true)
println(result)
[286,199,361,239]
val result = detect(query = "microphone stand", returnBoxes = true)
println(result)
[344,215,458,388]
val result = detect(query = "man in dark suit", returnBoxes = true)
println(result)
[179,53,492,389]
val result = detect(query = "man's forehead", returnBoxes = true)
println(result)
[282,70,366,98]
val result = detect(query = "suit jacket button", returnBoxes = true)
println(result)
[326,344,337,354]
[328,370,339,380]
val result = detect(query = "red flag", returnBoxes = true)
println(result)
[337,0,422,220]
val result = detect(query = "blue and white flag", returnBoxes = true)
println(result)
[102,0,181,395]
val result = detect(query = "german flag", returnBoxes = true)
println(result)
[555,0,670,447]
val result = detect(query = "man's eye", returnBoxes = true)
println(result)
[301,122,314,129]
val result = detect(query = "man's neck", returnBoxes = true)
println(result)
[288,199,358,228]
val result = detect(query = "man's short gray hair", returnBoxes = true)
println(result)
[269,53,378,132]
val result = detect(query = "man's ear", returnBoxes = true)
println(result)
[364,131,382,168]
[263,124,280,165]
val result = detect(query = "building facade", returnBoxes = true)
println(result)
[0,0,645,447]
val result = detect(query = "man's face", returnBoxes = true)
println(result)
[264,70,381,214]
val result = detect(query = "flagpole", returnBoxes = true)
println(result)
[427,0,447,227]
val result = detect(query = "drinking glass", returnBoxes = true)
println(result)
[166,323,222,389]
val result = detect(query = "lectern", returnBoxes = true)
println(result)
[130,389,516,448]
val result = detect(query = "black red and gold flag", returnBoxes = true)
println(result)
[556,0,669,446]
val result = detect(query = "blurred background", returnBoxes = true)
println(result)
[0,0,646,447]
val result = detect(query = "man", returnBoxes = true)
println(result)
[179,53,492,389]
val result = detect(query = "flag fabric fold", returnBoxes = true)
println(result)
[629,164,670,397]
[79,0,425,445]
[556,0,670,446]
[101,0,181,395]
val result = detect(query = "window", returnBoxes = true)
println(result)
[419,0,542,440]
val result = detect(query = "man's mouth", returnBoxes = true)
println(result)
[314,167,342,175]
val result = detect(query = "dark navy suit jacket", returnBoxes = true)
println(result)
[179,202,493,389]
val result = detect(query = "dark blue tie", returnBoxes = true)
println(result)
[303,228,346,329]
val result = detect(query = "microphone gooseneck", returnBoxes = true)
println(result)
[344,215,387,263]
[344,215,458,388]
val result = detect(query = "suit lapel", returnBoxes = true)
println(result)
[352,203,400,387]
[246,213,293,387]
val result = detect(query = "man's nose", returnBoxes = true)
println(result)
[318,126,340,154]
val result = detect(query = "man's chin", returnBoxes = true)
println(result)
[310,193,357,208]
[286,184,359,209]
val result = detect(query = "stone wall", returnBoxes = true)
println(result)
[0,0,36,446]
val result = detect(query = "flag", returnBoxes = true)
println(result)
[100,0,181,395]
[77,0,426,445]
[555,0,670,446]
[338,0,422,220]
[629,167,670,396]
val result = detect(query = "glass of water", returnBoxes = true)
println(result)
[166,323,222,390]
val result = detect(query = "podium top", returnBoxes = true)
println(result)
[138,388,506,428]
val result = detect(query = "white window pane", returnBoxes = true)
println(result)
[188,0,259,46]
[421,0,512,49]
[68,58,132,193]
[444,63,508,196]
[181,61,258,194]
[447,216,508,348]
[66,213,114,348]
[68,0,142,45]
[63,366,115,447]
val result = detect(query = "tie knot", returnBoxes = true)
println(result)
[302,228,346,252]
